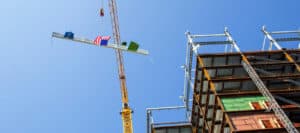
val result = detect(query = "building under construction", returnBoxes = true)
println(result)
[147,27,300,133]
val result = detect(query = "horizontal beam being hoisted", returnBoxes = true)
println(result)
[52,32,149,55]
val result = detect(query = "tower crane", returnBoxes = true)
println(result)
[51,0,148,132]
[108,0,134,133]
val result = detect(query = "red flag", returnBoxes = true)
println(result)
[94,36,101,45]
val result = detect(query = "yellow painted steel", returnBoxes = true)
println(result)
[151,128,155,133]
[108,0,134,132]
[197,56,236,132]
[192,127,197,133]
[121,108,133,133]
[283,52,300,72]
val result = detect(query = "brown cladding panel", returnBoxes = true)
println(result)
[229,113,282,131]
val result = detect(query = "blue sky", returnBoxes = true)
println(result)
[0,0,299,133]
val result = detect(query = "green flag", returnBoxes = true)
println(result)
[128,41,139,51]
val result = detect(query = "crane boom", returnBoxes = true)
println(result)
[108,0,134,133]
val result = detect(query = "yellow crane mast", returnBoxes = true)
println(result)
[108,0,133,132]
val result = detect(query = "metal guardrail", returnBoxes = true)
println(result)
[146,106,189,133]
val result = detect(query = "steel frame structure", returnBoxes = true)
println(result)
[192,50,300,133]
[188,27,300,133]
[183,28,240,123]
[146,27,300,133]
[192,51,300,132]
[186,28,236,133]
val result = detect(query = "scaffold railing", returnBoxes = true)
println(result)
[146,106,188,133]
[262,26,300,73]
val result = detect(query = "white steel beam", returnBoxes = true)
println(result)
[52,32,149,55]
[190,33,226,38]
[269,30,300,35]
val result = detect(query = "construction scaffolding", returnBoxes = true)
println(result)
[147,27,300,133]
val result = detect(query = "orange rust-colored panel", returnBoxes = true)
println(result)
[250,102,262,110]
[230,113,283,131]
[235,125,253,130]
[261,120,274,128]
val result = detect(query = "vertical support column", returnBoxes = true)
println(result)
[203,84,211,133]
[210,96,218,133]
[193,60,204,133]
[220,112,225,133]
[198,70,205,133]
[184,32,194,120]
[147,110,151,133]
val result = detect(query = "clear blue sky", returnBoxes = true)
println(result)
[0,0,299,133]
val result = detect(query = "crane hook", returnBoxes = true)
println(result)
[100,8,104,17]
